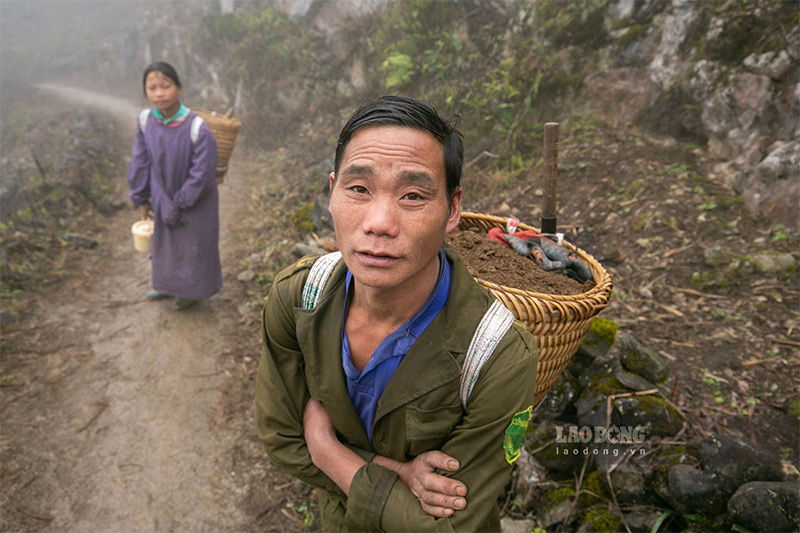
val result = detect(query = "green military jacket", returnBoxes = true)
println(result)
[254,246,538,532]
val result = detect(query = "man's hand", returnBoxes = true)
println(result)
[304,399,467,518]
[374,451,467,518]
[139,202,151,220]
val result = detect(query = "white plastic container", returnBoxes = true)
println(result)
[131,219,154,253]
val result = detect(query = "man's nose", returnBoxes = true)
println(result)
[362,196,399,237]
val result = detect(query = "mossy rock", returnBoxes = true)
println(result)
[575,361,627,428]
[681,513,736,532]
[618,333,669,383]
[537,376,580,420]
[534,485,577,529]
[576,317,619,361]
[786,397,800,420]
[578,471,609,508]
[540,486,576,513]
[651,444,698,473]
[617,24,650,47]
[612,394,683,438]
[579,508,621,532]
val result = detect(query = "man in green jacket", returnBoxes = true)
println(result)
[255,96,538,531]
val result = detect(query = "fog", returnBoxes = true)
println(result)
[0,0,237,105]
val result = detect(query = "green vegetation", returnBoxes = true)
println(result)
[195,0,638,171]
[285,500,315,528]
[291,202,314,235]
[0,102,124,300]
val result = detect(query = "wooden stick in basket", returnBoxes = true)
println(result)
[541,122,559,235]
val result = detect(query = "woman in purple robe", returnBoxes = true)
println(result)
[127,62,222,310]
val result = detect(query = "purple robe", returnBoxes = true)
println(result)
[127,109,222,300]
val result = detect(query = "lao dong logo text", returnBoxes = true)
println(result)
[554,425,647,457]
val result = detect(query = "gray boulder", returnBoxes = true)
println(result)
[537,377,579,419]
[617,332,669,383]
[727,481,800,532]
[668,463,728,516]
[699,434,785,495]
[609,461,650,505]
[63,233,98,248]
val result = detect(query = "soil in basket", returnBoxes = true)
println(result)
[447,229,592,296]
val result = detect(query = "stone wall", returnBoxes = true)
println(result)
[585,0,799,231]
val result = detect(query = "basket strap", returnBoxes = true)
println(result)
[138,109,150,133]
[301,252,343,310]
[190,115,205,144]
[459,300,516,409]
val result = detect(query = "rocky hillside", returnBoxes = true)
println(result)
[3,0,796,231]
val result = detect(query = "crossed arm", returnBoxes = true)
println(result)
[302,398,467,518]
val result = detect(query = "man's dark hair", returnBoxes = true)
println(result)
[142,61,182,96]
[333,96,463,197]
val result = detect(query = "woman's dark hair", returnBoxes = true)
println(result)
[333,96,463,197]
[142,61,182,96]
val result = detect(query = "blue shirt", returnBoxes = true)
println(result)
[341,249,451,445]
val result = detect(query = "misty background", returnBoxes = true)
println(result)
[2,0,797,229]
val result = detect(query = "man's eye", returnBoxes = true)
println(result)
[404,192,424,201]
[349,186,368,194]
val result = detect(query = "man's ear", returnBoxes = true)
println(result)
[445,188,462,234]
[328,171,336,216]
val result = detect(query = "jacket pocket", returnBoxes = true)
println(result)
[405,402,462,457]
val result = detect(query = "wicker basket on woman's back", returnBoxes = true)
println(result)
[458,212,613,407]
[192,108,241,184]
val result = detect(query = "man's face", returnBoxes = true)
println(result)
[329,125,462,293]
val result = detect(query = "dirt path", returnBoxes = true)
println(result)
[1,85,290,531]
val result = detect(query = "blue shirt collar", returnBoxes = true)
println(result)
[342,248,450,368]
[341,249,451,443]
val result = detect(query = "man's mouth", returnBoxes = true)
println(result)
[355,250,399,265]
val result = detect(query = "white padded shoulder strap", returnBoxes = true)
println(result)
[138,109,150,133]
[301,252,343,310]
[300,252,516,410]
[459,300,516,409]
[190,115,204,144]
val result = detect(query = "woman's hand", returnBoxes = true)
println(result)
[139,202,152,220]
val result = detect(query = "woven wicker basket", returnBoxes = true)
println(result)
[458,212,613,407]
[192,108,242,184]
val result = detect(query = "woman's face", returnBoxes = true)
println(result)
[145,71,181,118]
